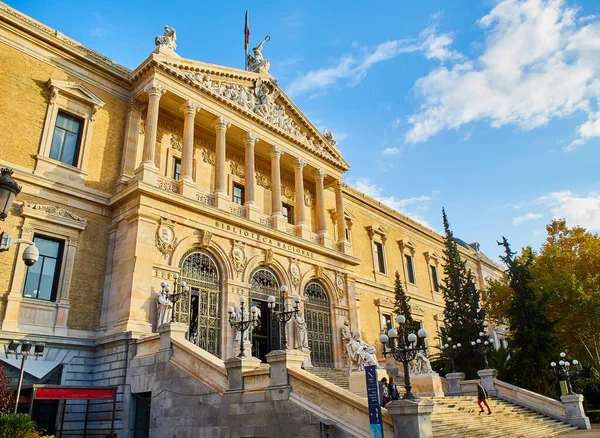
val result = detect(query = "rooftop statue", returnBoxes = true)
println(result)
[155,26,177,51]
[247,36,271,74]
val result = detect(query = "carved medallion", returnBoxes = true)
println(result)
[198,229,213,248]
[156,219,178,258]
[289,261,301,288]
[264,249,274,266]
[314,265,323,279]
[202,148,216,166]
[304,191,314,207]
[231,241,248,277]
[170,134,183,151]
[229,160,245,178]
[335,273,345,301]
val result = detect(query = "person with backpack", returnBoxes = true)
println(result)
[477,381,492,415]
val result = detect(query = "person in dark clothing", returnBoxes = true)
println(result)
[388,376,400,401]
[379,377,390,406]
[477,381,492,415]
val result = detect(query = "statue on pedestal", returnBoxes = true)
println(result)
[156,289,172,329]
[346,331,379,371]
[341,320,352,353]
[247,36,271,73]
[155,26,177,51]
[293,313,309,350]
[409,352,433,375]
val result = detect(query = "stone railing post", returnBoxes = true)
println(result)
[386,399,435,438]
[477,368,498,396]
[560,394,591,429]
[445,372,465,396]
[223,356,262,392]
[265,350,305,400]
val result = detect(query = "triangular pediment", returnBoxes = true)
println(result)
[47,79,105,107]
[138,52,349,171]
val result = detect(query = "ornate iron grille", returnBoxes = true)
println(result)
[305,281,334,367]
[250,267,281,301]
[177,249,222,357]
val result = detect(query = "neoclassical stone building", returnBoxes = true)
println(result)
[0,4,503,435]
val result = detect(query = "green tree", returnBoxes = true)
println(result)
[0,367,12,414]
[499,237,561,397]
[393,271,416,332]
[439,208,486,377]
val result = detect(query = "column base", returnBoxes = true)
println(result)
[477,368,498,396]
[319,232,333,248]
[180,178,196,198]
[116,174,133,192]
[233,340,253,358]
[134,161,159,185]
[54,300,71,336]
[213,191,230,209]
[386,399,435,438]
[337,239,352,254]
[1,294,23,332]
[295,223,312,240]
[244,203,261,222]
[271,214,288,231]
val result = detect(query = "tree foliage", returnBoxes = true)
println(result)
[439,208,486,377]
[481,275,512,326]
[0,367,12,414]
[499,237,561,397]
[532,220,600,370]
[393,271,416,332]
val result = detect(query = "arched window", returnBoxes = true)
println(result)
[250,267,281,361]
[305,281,334,367]
[176,249,222,357]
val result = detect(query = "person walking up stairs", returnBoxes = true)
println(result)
[477,381,492,415]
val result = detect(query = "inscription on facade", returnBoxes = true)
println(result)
[214,220,315,258]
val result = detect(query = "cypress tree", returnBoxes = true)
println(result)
[393,271,416,333]
[499,237,560,397]
[440,208,486,376]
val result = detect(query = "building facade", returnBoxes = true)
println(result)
[0,3,503,435]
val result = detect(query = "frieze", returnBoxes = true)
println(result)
[335,308,349,316]
[21,202,88,230]
[170,134,183,151]
[229,160,245,178]
[153,268,176,280]
[202,149,216,165]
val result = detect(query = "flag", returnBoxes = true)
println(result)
[244,11,250,50]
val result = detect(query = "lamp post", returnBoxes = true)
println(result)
[0,168,38,266]
[267,285,300,351]
[227,296,259,358]
[160,273,189,323]
[379,315,428,400]
[4,340,45,413]
[550,352,579,395]
[439,337,462,373]
[470,331,494,369]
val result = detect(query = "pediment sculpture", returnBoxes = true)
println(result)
[247,36,271,74]
[155,26,177,51]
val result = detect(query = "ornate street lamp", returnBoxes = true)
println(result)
[550,352,579,395]
[4,340,45,413]
[160,273,189,323]
[267,285,300,351]
[380,315,428,400]
[0,168,21,221]
[470,331,494,369]
[439,337,462,373]
[227,296,258,358]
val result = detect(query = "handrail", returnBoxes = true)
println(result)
[170,338,228,395]
[493,379,566,421]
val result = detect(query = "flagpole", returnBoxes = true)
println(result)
[244,11,249,71]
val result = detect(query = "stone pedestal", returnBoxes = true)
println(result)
[271,214,288,232]
[477,368,498,396]
[560,394,591,429]
[134,162,159,185]
[298,347,313,368]
[233,340,252,358]
[224,356,261,392]
[245,203,261,222]
[295,224,312,240]
[445,372,465,396]
[180,178,196,198]
[349,369,388,398]
[386,398,435,438]
[213,191,229,209]
[410,373,444,397]
[158,322,188,351]
[265,349,305,388]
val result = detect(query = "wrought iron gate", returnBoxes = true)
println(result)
[250,267,281,361]
[176,249,222,357]
[305,281,334,367]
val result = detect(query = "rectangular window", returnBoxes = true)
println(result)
[405,254,416,284]
[173,158,181,181]
[23,236,64,302]
[374,241,386,273]
[233,183,245,205]
[282,203,294,224]
[430,265,440,292]
[49,111,83,167]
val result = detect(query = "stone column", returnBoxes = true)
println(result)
[270,145,286,230]
[117,101,142,191]
[135,83,166,184]
[386,399,435,438]
[212,116,231,208]
[293,158,310,239]
[243,132,260,221]
[313,169,331,245]
[180,100,201,197]
[335,180,351,254]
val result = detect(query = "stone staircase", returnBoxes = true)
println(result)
[306,366,350,390]
[430,396,578,437]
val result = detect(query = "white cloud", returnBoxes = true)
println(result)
[512,212,543,225]
[381,147,401,156]
[287,23,456,97]
[405,0,600,149]
[349,178,440,227]
[538,190,600,230]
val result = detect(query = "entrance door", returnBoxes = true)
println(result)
[250,267,282,361]
[175,249,222,357]
[305,281,334,367]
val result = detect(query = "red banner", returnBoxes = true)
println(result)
[35,388,115,400]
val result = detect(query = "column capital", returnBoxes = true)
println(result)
[143,82,167,96]
[212,116,231,132]
[270,145,284,158]
[293,157,306,169]
[312,168,326,180]
[180,100,201,115]
[242,132,260,145]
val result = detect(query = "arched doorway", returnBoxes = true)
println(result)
[175,249,222,357]
[249,267,281,361]
[305,281,334,367]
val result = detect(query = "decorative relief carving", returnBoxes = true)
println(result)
[196,193,215,206]
[314,265,323,279]
[255,170,271,189]
[264,249,274,266]
[289,260,301,289]
[153,268,175,280]
[230,286,248,296]
[201,149,216,166]
[336,308,349,316]
[155,25,177,51]
[335,273,346,301]
[231,241,248,278]
[21,203,88,228]
[156,219,178,259]
[198,229,213,248]
[157,177,179,193]
[170,134,183,151]
[304,191,314,207]
[229,160,245,178]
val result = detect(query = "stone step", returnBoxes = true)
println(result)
[305,367,350,390]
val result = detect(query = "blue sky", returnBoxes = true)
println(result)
[11,0,600,261]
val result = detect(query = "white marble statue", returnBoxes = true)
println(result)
[346,331,379,371]
[155,26,177,51]
[156,289,172,328]
[341,320,352,353]
[409,352,433,375]
[293,314,309,350]
[247,36,271,73]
